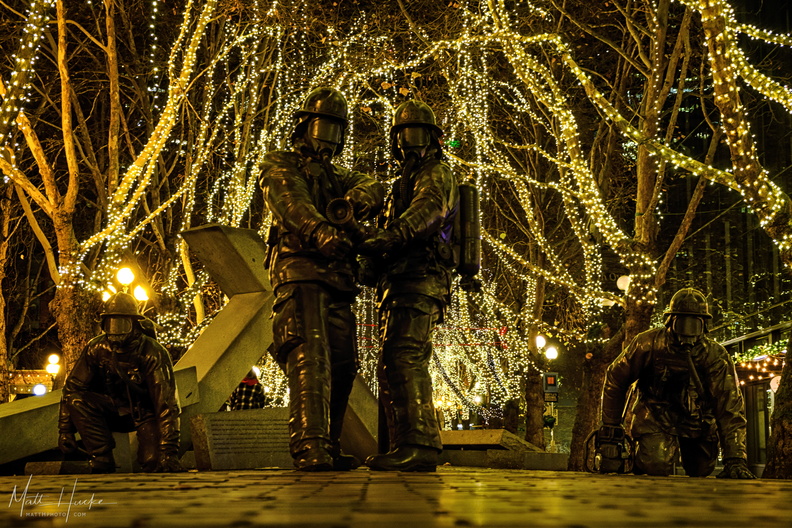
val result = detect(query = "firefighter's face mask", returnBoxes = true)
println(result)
[305,117,343,157]
[671,315,704,347]
[397,126,430,161]
[104,316,133,343]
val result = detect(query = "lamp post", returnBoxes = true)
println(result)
[537,335,561,452]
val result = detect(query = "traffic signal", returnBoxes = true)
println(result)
[543,372,559,393]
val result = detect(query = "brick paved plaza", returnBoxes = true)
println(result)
[1,467,790,528]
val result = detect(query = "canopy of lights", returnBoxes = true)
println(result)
[1,0,789,418]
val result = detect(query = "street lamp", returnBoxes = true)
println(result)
[45,354,60,377]
[536,335,546,349]
[117,267,135,288]
[545,346,559,360]
[616,275,631,292]
[133,285,149,302]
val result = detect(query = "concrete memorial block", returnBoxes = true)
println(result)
[191,408,292,470]
[179,224,270,296]
[0,391,60,466]
[440,429,543,452]
[487,450,569,471]
[438,429,568,470]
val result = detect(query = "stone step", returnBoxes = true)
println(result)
[440,429,543,452]
[438,429,568,470]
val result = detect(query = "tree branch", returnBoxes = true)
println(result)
[14,185,61,284]
[56,0,80,214]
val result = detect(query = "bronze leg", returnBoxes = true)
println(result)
[679,436,719,477]
[380,303,442,451]
[634,432,679,476]
[62,392,120,473]
[283,284,334,470]
[135,419,161,472]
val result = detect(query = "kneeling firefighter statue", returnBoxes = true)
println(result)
[259,86,384,471]
[359,100,480,471]
[593,288,755,478]
[58,292,183,473]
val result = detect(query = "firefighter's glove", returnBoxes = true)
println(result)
[312,223,353,259]
[716,458,756,479]
[344,189,379,220]
[594,424,628,474]
[58,432,78,454]
[155,453,186,473]
[358,228,404,257]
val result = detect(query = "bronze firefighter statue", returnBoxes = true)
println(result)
[595,288,755,478]
[259,86,384,471]
[58,292,183,473]
[359,100,460,472]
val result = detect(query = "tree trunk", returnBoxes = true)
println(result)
[49,283,97,385]
[0,184,12,403]
[623,295,655,350]
[524,364,546,449]
[762,333,792,478]
[566,291,654,471]
[567,351,614,470]
[568,314,625,471]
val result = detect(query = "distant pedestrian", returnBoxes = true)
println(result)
[228,369,267,410]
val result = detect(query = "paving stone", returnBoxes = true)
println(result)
[0,467,790,527]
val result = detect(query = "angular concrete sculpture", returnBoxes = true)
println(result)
[175,224,275,448]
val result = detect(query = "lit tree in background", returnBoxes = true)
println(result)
[0,0,790,473]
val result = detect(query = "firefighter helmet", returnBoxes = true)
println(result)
[292,87,349,154]
[390,100,443,160]
[101,292,142,319]
[390,100,443,138]
[663,288,711,320]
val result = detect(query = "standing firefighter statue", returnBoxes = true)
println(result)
[259,86,384,471]
[594,288,755,478]
[359,100,477,471]
[58,292,183,473]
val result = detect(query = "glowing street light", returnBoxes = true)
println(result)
[536,335,547,349]
[133,285,149,302]
[545,346,559,360]
[45,354,60,376]
[117,267,135,287]
[616,275,631,292]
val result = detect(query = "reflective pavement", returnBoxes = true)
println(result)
[1,466,790,527]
